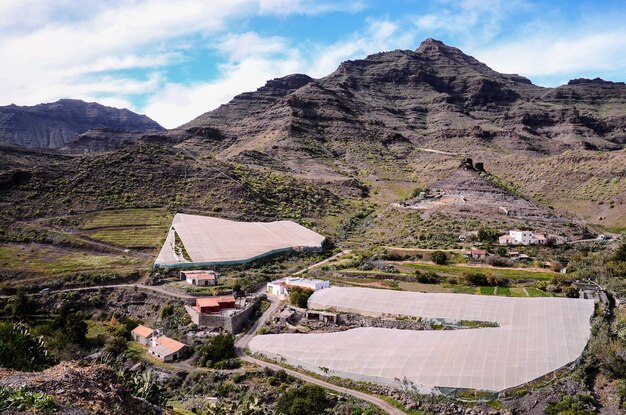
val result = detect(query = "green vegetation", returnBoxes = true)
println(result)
[0,322,56,371]
[404,261,557,281]
[87,227,167,248]
[545,394,596,415]
[478,227,500,243]
[525,287,552,297]
[0,386,55,414]
[429,250,448,265]
[275,384,333,415]
[290,286,314,308]
[0,244,140,276]
[80,208,172,230]
[479,286,495,295]
[120,368,169,406]
[197,334,238,369]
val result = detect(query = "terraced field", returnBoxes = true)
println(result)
[398,261,558,281]
[0,243,140,276]
[80,208,172,249]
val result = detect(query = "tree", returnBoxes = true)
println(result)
[478,227,500,243]
[276,384,332,415]
[0,322,55,371]
[7,290,31,321]
[52,307,87,345]
[197,334,235,368]
[289,287,314,308]
[611,242,626,262]
[430,251,448,265]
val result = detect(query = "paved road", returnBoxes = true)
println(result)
[234,294,404,415]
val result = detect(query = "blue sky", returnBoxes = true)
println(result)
[1,0,625,128]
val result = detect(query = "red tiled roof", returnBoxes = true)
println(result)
[132,325,155,338]
[195,296,235,308]
[155,336,186,353]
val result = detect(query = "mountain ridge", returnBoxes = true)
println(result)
[0,99,164,150]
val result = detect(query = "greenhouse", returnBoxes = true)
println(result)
[249,287,594,391]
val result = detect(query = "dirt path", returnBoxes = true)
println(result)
[292,249,351,276]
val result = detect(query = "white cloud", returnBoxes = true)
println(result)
[473,31,626,78]
[0,0,363,114]
[142,18,417,128]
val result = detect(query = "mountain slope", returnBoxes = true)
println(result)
[0,99,163,149]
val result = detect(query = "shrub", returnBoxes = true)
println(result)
[276,384,333,415]
[416,271,440,284]
[197,334,235,368]
[290,287,314,308]
[430,251,448,265]
[0,386,55,414]
[0,322,55,371]
[478,227,500,243]
[564,286,580,298]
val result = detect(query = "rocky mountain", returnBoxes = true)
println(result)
[0,99,163,150]
[0,39,624,233]
[171,38,625,178]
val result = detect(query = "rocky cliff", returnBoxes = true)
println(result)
[0,99,163,149]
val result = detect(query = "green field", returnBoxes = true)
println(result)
[0,244,141,276]
[400,262,557,281]
[479,286,495,295]
[80,208,172,230]
[78,208,172,249]
[526,287,553,297]
[87,227,167,248]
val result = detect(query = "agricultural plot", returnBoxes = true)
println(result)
[0,244,140,276]
[400,262,557,281]
[79,208,172,249]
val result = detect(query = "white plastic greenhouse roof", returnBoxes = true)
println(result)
[154,213,325,267]
[249,287,594,392]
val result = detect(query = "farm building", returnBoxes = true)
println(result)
[499,230,569,246]
[250,287,594,392]
[181,270,219,286]
[193,296,236,313]
[464,248,487,260]
[149,336,187,362]
[131,325,156,345]
[154,214,325,268]
[266,277,331,298]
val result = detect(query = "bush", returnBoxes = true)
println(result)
[416,271,440,284]
[276,384,333,415]
[0,322,55,371]
[478,227,500,243]
[290,287,314,308]
[430,251,448,265]
[0,386,55,414]
[197,334,235,368]
[486,256,514,268]
[564,286,580,298]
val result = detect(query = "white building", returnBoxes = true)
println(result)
[499,230,564,246]
[131,325,156,345]
[267,277,331,298]
[180,270,219,286]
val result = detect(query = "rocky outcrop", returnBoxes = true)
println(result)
[0,99,163,149]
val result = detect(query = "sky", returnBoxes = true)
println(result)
[1,0,625,128]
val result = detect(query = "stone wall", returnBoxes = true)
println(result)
[185,299,258,333]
